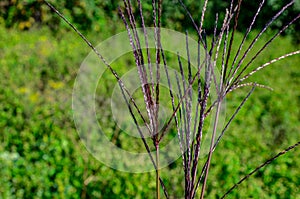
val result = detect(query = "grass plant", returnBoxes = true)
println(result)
[44,0,300,198]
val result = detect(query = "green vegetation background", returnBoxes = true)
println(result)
[0,0,300,198]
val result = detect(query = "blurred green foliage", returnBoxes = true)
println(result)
[0,25,158,198]
[0,0,119,32]
[1,24,300,198]
[0,1,300,198]
[0,0,299,42]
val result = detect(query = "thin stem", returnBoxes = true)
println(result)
[118,6,156,136]
[44,0,152,136]
[226,0,295,87]
[190,53,212,195]
[230,13,300,88]
[239,50,300,83]
[199,0,208,33]
[223,0,242,83]
[178,0,206,48]
[158,57,209,142]
[193,86,256,198]
[156,143,160,199]
[44,1,171,197]
[137,0,155,102]
[226,0,266,82]
[175,70,187,161]
[221,140,300,198]
[228,82,273,93]
[200,97,222,199]
[213,86,255,150]
[160,178,169,199]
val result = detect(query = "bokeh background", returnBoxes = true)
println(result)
[0,0,300,198]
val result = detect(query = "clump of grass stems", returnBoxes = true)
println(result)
[45,0,300,198]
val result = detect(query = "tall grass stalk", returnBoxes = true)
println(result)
[45,0,300,198]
